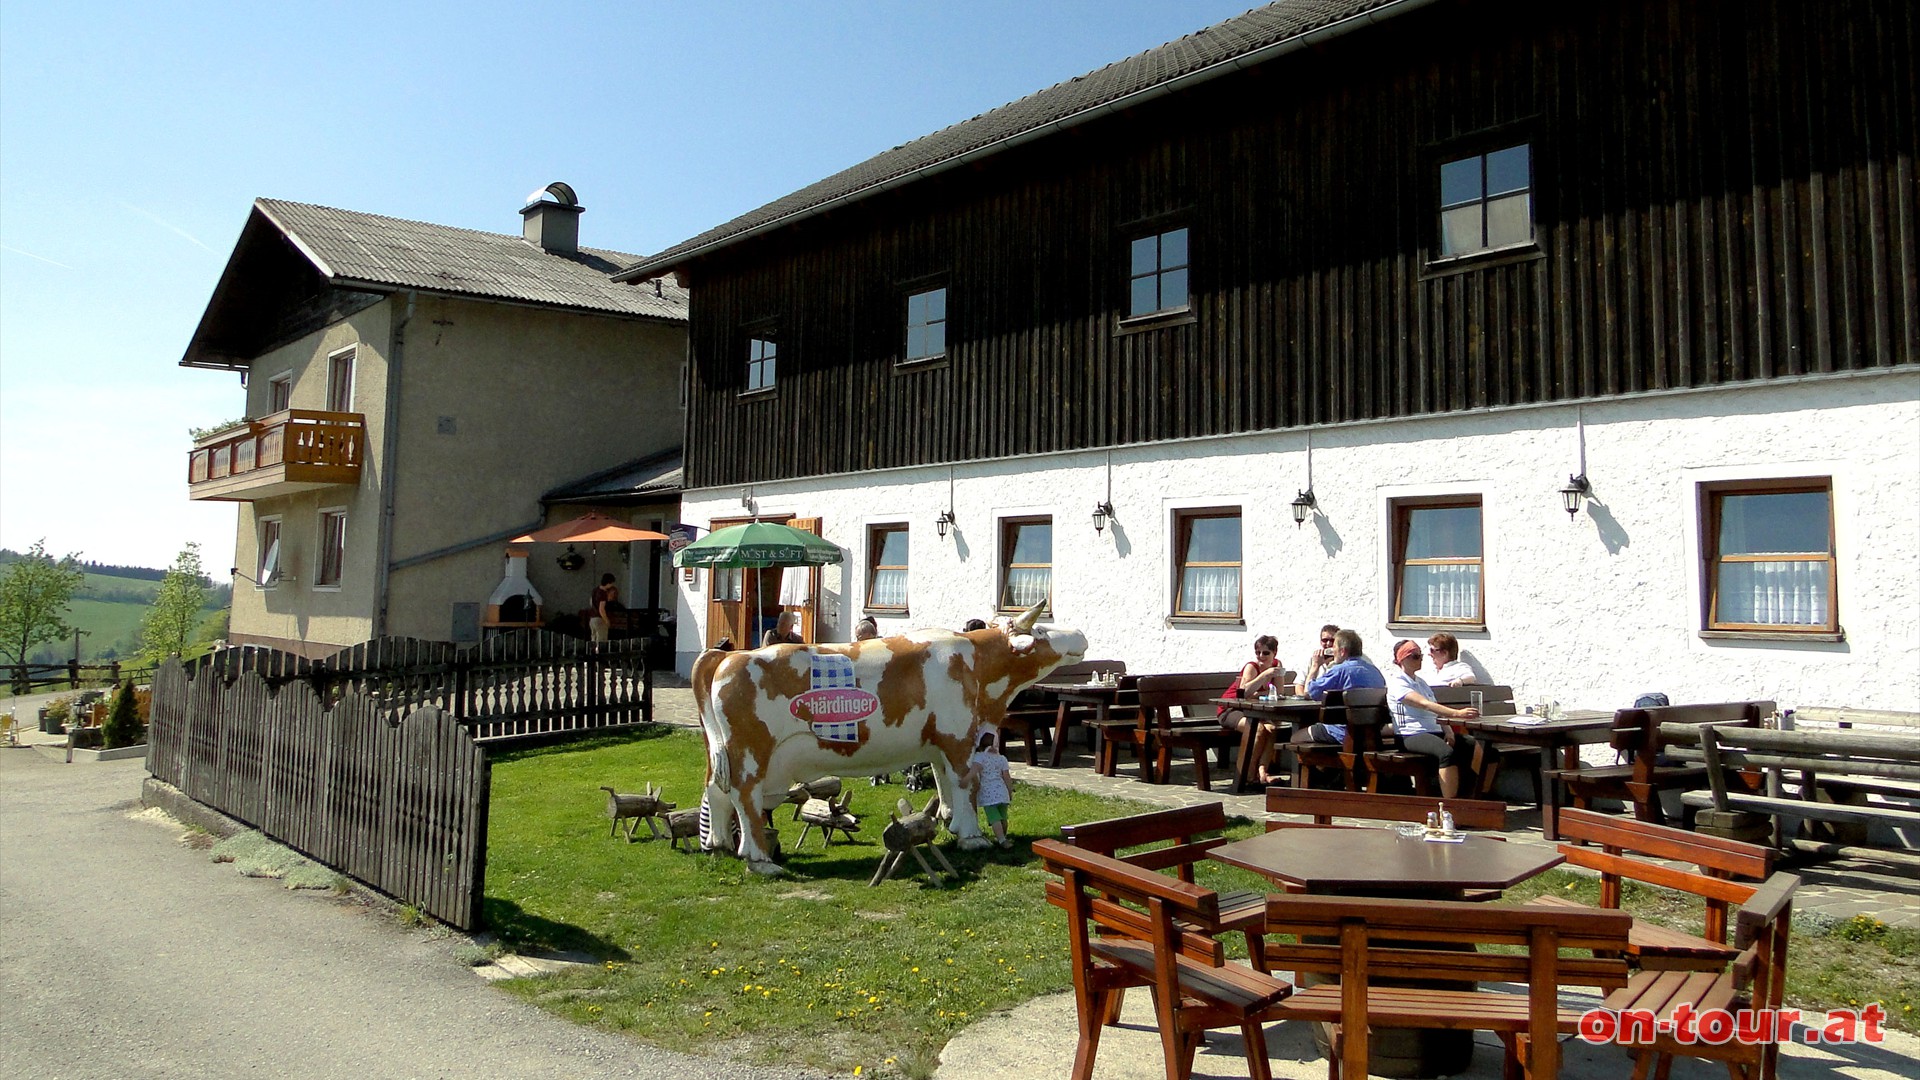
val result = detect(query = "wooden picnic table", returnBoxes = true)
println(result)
[1209,827,1567,1077]
[1031,677,1137,770]
[1453,710,1611,841]
[1212,695,1323,793]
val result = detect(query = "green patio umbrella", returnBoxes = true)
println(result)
[674,521,843,646]
[672,521,844,569]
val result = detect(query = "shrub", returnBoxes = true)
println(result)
[103,680,145,749]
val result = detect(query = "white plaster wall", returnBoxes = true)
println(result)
[676,371,1920,714]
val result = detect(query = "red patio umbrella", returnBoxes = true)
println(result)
[511,512,669,545]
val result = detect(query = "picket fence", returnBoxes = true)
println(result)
[146,631,655,929]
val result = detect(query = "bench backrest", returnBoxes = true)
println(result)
[1610,700,1771,754]
[1661,723,1920,778]
[1556,807,1772,942]
[1061,803,1230,883]
[1036,838,1227,965]
[1266,893,1631,1079]
[1433,683,1517,716]
[1265,787,1507,831]
[1323,686,1390,749]
[1137,672,1243,721]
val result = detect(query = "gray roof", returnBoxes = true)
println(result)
[257,198,688,321]
[543,448,684,504]
[618,0,1417,279]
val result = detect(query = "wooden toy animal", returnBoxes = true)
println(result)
[601,783,676,841]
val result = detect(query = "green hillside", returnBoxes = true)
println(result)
[2,553,231,666]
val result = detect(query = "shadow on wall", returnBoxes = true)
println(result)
[1587,499,1631,555]
[1313,512,1344,558]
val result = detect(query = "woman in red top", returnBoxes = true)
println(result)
[1219,635,1288,785]
[589,573,619,643]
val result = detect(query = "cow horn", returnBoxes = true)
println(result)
[1011,600,1045,632]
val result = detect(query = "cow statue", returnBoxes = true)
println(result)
[690,601,1086,874]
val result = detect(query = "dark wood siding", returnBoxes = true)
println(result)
[683,0,1918,488]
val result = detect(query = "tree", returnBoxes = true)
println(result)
[139,543,209,665]
[0,540,85,686]
[103,680,144,749]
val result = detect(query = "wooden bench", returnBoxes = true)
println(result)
[1061,803,1268,971]
[1136,672,1245,791]
[1606,871,1799,1080]
[1264,787,1507,832]
[1264,892,1633,1080]
[997,659,1126,765]
[1035,839,1294,1080]
[1288,687,1389,791]
[1429,684,1549,802]
[1666,723,1920,869]
[1532,808,1774,971]
[1554,701,1772,826]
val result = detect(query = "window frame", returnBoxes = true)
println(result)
[996,515,1053,615]
[1387,495,1486,631]
[1422,122,1545,276]
[266,371,293,414]
[743,334,778,395]
[325,347,356,413]
[1121,223,1192,323]
[256,516,283,589]
[1700,477,1839,636]
[899,284,949,367]
[1171,507,1244,622]
[864,523,910,614]
[314,507,348,590]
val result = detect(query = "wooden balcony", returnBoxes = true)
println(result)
[187,410,365,502]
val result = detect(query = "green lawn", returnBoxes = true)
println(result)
[483,728,1255,1075]
[484,732,1915,1077]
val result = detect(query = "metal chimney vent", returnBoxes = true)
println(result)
[521,181,583,255]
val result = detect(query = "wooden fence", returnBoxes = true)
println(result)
[148,658,490,929]
[8,661,127,694]
[146,630,656,929]
[184,629,652,743]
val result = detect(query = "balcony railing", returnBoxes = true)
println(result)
[187,410,365,501]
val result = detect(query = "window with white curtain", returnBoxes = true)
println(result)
[1174,509,1241,618]
[998,517,1052,612]
[867,524,909,612]
[1391,498,1483,624]
[1705,481,1836,632]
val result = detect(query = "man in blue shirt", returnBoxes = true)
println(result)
[1294,629,1387,745]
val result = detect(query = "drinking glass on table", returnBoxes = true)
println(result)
[1469,690,1484,713]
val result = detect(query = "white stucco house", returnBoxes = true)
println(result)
[622,0,1917,718]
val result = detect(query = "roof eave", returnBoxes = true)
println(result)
[613,0,1438,281]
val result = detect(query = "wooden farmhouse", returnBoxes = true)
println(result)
[624,0,1917,714]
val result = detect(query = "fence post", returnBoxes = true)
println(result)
[110,661,121,685]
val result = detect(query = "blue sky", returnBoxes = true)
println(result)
[0,0,1255,573]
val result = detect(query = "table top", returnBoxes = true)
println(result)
[1457,712,1612,737]
[1035,681,1128,697]
[1207,827,1565,895]
[1213,696,1322,715]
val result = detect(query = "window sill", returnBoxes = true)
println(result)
[1387,620,1487,634]
[1699,629,1846,644]
[1167,616,1246,630]
[996,607,1053,619]
[863,607,908,618]
[737,386,777,400]
[311,585,342,593]
[1420,243,1544,280]
[893,356,949,374]
[1116,308,1196,335]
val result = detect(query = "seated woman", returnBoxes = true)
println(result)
[761,610,805,648]
[1219,635,1288,785]
[1385,639,1481,799]
[1422,631,1478,686]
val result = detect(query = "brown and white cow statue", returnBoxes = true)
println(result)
[690,601,1086,873]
